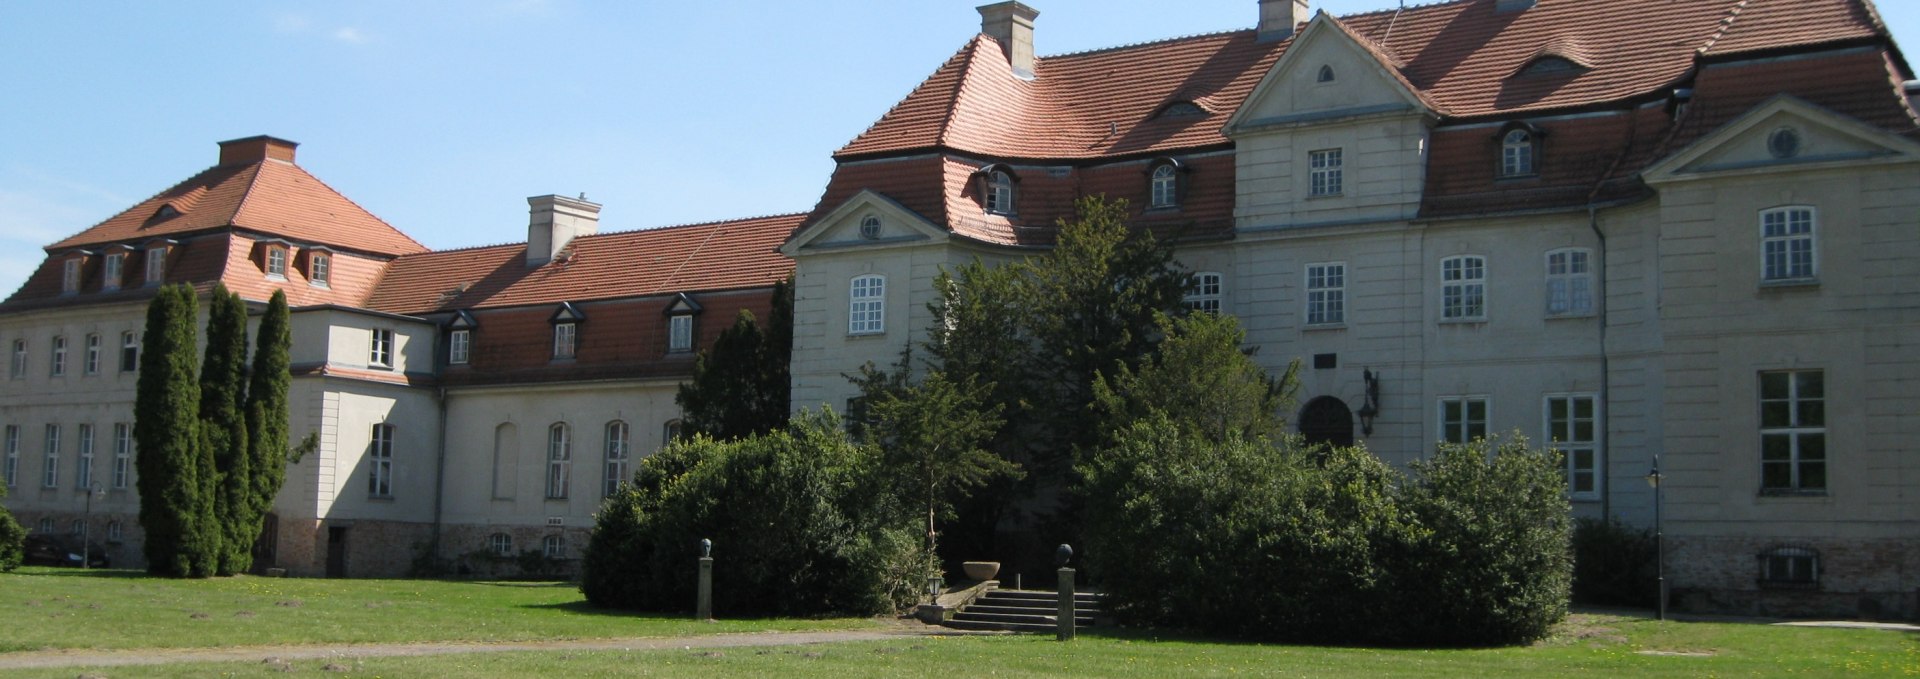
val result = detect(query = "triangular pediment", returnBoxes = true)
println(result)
[779,189,947,256]
[1225,13,1433,136]
[1645,95,1920,184]
[663,293,702,316]
[550,301,586,323]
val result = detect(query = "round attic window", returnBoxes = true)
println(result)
[1768,127,1802,159]
[859,215,882,240]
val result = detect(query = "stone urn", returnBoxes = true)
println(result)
[961,561,1000,582]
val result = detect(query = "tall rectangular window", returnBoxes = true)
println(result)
[146,247,167,285]
[1310,148,1343,197]
[3,425,17,487]
[552,323,577,359]
[103,253,124,290]
[849,275,885,335]
[1184,273,1222,314]
[668,315,694,353]
[112,423,131,490]
[546,424,571,499]
[62,259,81,294]
[84,334,101,375]
[1441,255,1487,321]
[1546,249,1594,316]
[368,423,394,497]
[310,253,332,286]
[370,328,394,368]
[1760,207,1816,282]
[604,421,630,498]
[448,329,471,365]
[1546,395,1599,498]
[10,339,25,378]
[43,424,61,488]
[75,424,94,490]
[1761,370,1825,493]
[265,246,289,278]
[51,336,67,377]
[1439,397,1488,444]
[120,332,139,372]
[1306,262,1346,325]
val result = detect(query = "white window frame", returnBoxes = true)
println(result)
[489,533,513,557]
[663,419,683,446]
[369,328,394,368]
[604,421,630,498]
[668,315,694,353]
[543,534,565,559]
[1440,255,1487,321]
[51,336,67,377]
[1184,272,1223,314]
[985,170,1015,214]
[75,423,93,490]
[553,323,577,360]
[1310,148,1343,197]
[1544,394,1600,499]
[1545,248,1594,317]
[36,518,53,533]
[1305,262,1346,326]
[265,245,289,279]
[145,247,167,285]
[106,520,123,542]
[112,423,131,489]
[3,425,17,488]
[83,334,100,375]
[448,329,471,365]
[1501,129,1535,177]
[309,252,331,287]
[43,424,61,488]
[546,423,571,499]
[849,275,885,335]
[9,339,24,379]
[1760,370,1825,493]
[62,258,81,294]
[1760,206,1817,282]
[1438,397,1489,445]
[1150,164,1179,209]
[120,332,139,373]
[368,423,394,498]
[103,253,124,291]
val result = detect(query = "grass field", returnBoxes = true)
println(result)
[0,567,871,652]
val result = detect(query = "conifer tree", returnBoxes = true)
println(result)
[135,283,209,577]
[200,285,249,575]
[243,291,294,566]
[675,279,793,440]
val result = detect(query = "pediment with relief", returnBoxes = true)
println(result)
[1645,96,1920,184]
[1225,13,1432,136]
[779,189,947,256]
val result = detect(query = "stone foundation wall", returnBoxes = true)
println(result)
[434,523,591,580]
[1668,535,1919,620]
[10,509,147,570]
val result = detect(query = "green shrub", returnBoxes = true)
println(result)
[581,412,923,616]
[0,487,22,572]
[1570,516,1657,608]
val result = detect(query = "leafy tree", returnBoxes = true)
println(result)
[200,285,248,575]
[244,290,296,569]
[135,283,212,577]
[1093,312,1299,445]
[674,278,793,440]
[865,370,1016,558]
[0,484,23,572]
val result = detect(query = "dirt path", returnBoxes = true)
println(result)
[0,625,980,671]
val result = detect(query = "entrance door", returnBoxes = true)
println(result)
[325,526,349,578]
[1298,396,1355,448]
[251,513,279,574]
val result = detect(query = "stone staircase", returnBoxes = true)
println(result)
[941,587,1103,632]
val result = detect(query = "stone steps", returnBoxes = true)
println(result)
[942,587,1103,633]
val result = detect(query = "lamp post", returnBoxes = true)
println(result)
[81,483,102,569]
[1645,457,1665,621]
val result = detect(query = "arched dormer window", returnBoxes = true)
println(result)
[1157,101,1207,118]
[1146,158,1187,209]
[1521,56,1581,75]
[1497,122,1543,178]
[1316,65,1336,83]
[978,167,1017,215]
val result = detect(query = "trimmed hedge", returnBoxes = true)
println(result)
[1571,516,1658,608]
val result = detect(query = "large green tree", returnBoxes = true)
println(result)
[1092,312,1299,446]
[243,291,295,564]
[675,278,793,440]
[201,285,249,575]
[135,283,214,577]
[865,369,1016,558]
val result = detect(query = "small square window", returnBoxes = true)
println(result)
[489,533,513,557]
[370,328,394,368]
[265,246,288,278]
[310,253,332,287]
[1439,397,1488,444]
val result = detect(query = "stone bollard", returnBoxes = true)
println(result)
[1055,543,1076,641]
[696,538,714,621]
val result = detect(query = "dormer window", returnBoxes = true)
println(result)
[663,293,703,354]
[102,252,124,291]
[447,310,477,366]
[1147,159,1186,209]
[551,302,586,360]
[61,258,82,295]
[144,246,169,285]
[153,204,180,221]
[1316,65,1336,83]
[1502,129,1536,177]
[980,167,1017,215]
[1158,101,1207,118]
[265,244,289,279]
[307,248,334,288]
[1521,56,1581,76]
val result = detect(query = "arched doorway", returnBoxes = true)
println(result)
[1299,396,1355,448]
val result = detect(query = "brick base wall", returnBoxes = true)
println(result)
[1668,535,1919,620]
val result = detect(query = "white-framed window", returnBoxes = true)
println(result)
[663,419,683,446]
[120,332,139,373]
[103,253,124,291]
[62,258,81,294]
[265,245,289,278]
[75,424,93,490]
[310,252,331,287]
[145,247,167,285]
[1545,394,1599,498]
[1760,370,1825,493]
[849,275,885,335]
[1306,262,1346,325]
[51,335,67,377]
[1310,148,1343,197]
[604,421,630,498]
[1760,206,1816,282]
[106,520,123,542]
[1545,248,1594,317]
[1501,129,1535,177]
[668,315,694,353]
[1184,272,1223,313]
[368,423,394,498]
[553,323,577,359]
[859,215,883,240]
[543,534,566,559]
[489,533,513,557]
[83,334,100,375]
[1439,397,1488,444]
[3,425,17,487]
[112,423,131,490]
[9,339,24,379]
[985,170,1015,214]
[1441,255,1487,321]
[1150,164,1179,208]
[369,328,394,368]
[448,329,470,365]
[36,518,53,533]
[43,424,61,488]
[546,423,571,499]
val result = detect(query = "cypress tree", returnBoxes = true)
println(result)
[200,285,249,575]
[243,290,293,566]
[134,283,207,577]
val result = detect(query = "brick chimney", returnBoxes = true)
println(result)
[217,135,299,166]
[526,194,602,267]
[977,2,1040,80]
[1257,0,1310,42]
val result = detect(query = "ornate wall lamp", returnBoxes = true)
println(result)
[1356,369,1381,436]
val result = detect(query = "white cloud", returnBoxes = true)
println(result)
[331,27,368,44]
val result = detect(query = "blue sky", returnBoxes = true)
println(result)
[2,0,1916,298]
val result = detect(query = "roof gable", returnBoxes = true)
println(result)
[1226,12,1435,136]
[1644,94,1920,184]
[782,189,948,256]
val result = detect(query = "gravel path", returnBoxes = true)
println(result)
[0,626,977,671]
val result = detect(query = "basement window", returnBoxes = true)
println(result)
[1758,546,1819,589]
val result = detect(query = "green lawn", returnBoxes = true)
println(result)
[0,567,873,652]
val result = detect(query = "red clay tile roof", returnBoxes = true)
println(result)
[435,290,772,387]
[47,158,426,257]
[366,214,802,316]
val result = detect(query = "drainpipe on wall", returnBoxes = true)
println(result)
[1587,202,1611,521]
[429,386,449,567]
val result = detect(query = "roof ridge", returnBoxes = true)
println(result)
[264,161,431,254]
[836,39,983,157]
[226,161,268,233]
[589,211,809,238]
[936,36,991,150]
[1038,27,1250,61]
[42,166,225,252]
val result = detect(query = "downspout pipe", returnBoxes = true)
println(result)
[430,385,449,569]
[1587,202,1611,521]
